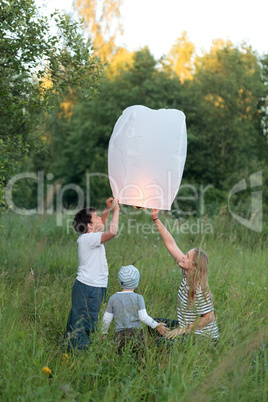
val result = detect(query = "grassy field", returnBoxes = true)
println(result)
[0,210,267,401]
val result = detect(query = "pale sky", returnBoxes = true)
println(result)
[38,0,267,58]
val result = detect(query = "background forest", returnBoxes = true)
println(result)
[2,0,267,223]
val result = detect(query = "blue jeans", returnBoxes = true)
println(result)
[66,280,106,350]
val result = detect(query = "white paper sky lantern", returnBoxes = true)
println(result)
[108,105,187,210]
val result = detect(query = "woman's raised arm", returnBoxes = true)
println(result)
[152,209,185,264]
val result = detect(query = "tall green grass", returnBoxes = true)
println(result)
[0,212,267,401]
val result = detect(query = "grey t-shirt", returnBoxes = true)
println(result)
[105,292,146,332]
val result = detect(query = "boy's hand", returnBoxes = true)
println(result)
[106,197,114,210]
[101,335,105,340]
[156,322,168,336]
[112,198,120,211]
[152,209,159,221]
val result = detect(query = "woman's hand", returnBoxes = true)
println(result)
[156,322,168,336]
[152,209,159,221]
[165,327,183,339]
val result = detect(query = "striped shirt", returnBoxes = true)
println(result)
[177,272,219,339]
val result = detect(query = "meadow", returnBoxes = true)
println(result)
[0,210,267,401]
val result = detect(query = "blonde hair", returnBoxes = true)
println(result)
[188,248,210,305]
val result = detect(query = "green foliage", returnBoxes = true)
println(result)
[0,213,267,400]
[164,31,195,82]
[184,43,266,188]
[24,48,183,208]
[14,43,268,217]
[0,0,103,212]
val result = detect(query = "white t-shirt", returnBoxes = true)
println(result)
[76,232,108,288]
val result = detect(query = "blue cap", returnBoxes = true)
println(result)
[118,265,140,289]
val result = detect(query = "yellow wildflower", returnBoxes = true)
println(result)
[61,353,71,366]
[62,354,69,361]
[42,366,52,377]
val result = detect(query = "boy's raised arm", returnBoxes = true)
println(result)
[101,197,114,227]
[101,199,120,244]
[152,209,185,264]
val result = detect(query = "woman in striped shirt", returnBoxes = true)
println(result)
[152,210,219,341]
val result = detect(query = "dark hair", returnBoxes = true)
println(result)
[73,207,96,234]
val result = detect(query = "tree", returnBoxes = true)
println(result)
[23,48,183,208]
[183,42,266,191]
[106,47,134,78]
[75,0,124,62]
[0,0,104,211]
[164,31,195,83]
[16,43,267,216]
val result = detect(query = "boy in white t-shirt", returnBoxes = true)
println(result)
[65,198,119,350]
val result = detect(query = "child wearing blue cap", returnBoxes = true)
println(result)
[102,265,166,354]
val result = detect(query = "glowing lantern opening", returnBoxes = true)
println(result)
[108,105,187,210]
